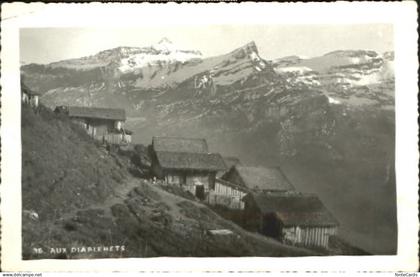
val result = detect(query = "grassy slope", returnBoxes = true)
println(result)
[22,104,128,221]
[21,104,315,259]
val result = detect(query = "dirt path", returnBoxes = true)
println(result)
[58,176,200,220]
[54,177,317,257]
[59,177,142,220]
[145,183,201,219]
[98,177,143,216]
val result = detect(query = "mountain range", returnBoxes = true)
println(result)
[21,38,396,254]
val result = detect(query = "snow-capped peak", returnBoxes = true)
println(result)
[158,37,172,44]
[119,38,203,73]
[152,37,177,53]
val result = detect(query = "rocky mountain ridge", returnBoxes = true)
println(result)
[272,49,394,108]
[48,38,202,71]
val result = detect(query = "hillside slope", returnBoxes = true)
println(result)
[22,105,322,259]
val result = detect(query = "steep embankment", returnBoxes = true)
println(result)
[22,105,317,259]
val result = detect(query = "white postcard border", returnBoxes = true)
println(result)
[1,2,418,272]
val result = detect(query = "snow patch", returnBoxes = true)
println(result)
[328,96,341,105]
[250,51,266,69]
[350,57,360,64]
[274,66,313,74]
[250,52,260,62]
[296,76,320,86]
[297,55,309,59]
[118,38,202,73]
[119,51,202,73]
[353,73,381,86]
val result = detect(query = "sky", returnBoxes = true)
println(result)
[20,24,393,64]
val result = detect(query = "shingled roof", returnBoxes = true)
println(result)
[233,166,295,191]
[155,151,226,171]
[216,178,249,193]
[152,137,209,153]
[58,106,126,121]
[247,192,339,227]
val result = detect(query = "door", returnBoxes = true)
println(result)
[261,213,280,238]
[195,185,205,200]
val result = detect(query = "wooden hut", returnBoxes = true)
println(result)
[207,178,248,210]
[21,82,41,108]
[151,136,226,199]
[243,192,339,248]
[54,106,131,145]
[221,165,295,192]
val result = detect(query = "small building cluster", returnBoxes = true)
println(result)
[219,165,338,249]
[147,136,339,249]
[149,136,339,249]
[54,106,133,146]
